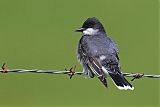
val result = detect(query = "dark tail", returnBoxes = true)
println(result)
[97,75,108,87]
[109,73,134,90]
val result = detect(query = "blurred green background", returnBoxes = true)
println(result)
[0,0,159,107]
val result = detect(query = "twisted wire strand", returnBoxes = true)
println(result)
[0,63,159,80]
[0,68,159,79]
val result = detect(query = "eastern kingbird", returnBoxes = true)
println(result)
[76,17,134,90]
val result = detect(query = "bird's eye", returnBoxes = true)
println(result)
[87,23,94,28]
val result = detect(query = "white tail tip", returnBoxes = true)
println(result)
[117,85,134,90]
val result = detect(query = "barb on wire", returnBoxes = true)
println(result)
[0,63,160,81]
[1,63,8,73]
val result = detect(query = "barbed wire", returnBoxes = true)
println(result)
[0,63,160,81]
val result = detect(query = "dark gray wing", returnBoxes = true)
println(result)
[108,36,119,61]
[100,37,122,75]
[77,38,94,78]
[77,38,107,87]
[87,57,108,87]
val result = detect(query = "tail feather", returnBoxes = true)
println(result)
[98,75,108,87]
[109,73,134,90]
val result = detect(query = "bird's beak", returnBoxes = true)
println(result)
[75,27,86,32]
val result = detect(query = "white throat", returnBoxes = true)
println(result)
[83,28,99,35]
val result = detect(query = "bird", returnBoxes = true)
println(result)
[75,17,134,90]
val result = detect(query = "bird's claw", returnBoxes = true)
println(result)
[131,73,144,81]
[65,65,76,79]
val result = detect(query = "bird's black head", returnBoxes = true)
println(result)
[76,17,106,35]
